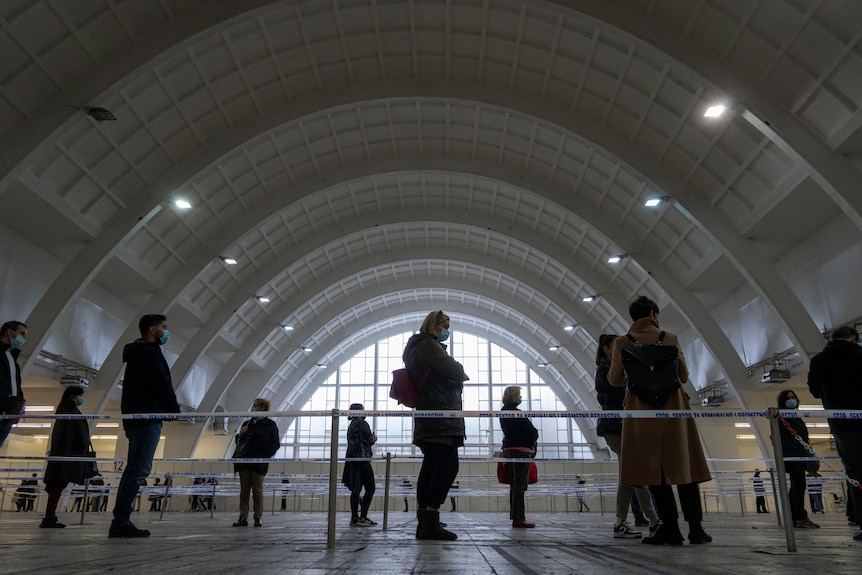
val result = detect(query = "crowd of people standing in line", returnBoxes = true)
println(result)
[4,303,861,545]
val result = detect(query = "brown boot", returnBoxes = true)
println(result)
[417,510,457,541]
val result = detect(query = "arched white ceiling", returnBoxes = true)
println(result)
[4,0,861,458]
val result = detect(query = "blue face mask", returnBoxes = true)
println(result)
[438,328,450,342]
[785,399,798,409]
[10,334,25,349]
[158,330,170,345]
[77,396,84,406]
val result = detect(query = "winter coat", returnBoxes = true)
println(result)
[608,317,711,486]
[342,417,375,488]
[0,342,24,413]
[499,403,538,450]
[807,339,862,433]
[120,339,181,429]
[43,405,92,485]
[404,332,469,446]
[233,417,281,476]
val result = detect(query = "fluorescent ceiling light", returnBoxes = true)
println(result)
[255,295,270,303]
[734,423,751,428]
[582,295,597,302]
[607,256,622,263]
[281,325,294,331]
[13,423,51,428]
[735,434,755,440]
[549,345,560,351]
[25,406,55,413]
[220,257,238,265]
[301,346,313,352]
[644,198,663,207]
[316,364,327,369]
[563,325,576,331]
[704,104,727,118]
[96,422,119,428]
[174,199,192,209]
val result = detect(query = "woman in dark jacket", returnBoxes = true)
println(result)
[41,385,91,528]
[341,403,378,526]
[404,310,469,541]
[776,389,819,529]
[499,385,539,528]
[232,397,280,527]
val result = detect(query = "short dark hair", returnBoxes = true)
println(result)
[595,334,617,365]
[1,321,27,335]
[629,296,659,321]
[776,389,797,408]
[831,325,859,342]
[138,314,167,337]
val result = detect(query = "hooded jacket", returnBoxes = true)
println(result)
[807,339,862,433]
[404,332,469,446]
[120,339,180,428]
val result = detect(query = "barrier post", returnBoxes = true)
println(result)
[158,476,171,520]
[79,480,90,525]
[383,453,391,531]
[768,407,797,552]
[769,468,781,526]
[738,488,745,516]
[326,409,340,550]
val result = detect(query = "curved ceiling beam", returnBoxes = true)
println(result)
[570,0,862,234]
[24,86,812,385]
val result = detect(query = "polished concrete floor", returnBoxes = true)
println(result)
[0,509,858,574]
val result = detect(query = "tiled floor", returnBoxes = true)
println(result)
[0,510,858,574]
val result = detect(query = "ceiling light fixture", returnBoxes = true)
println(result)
[174,199,192,209]
[704,104,727,118]
[316,363,327,369]
[549,345,560,351]
[607,254,627,264]
[582,294,598,302]
[86,106,117,122]
[301,346,313,352]
[563,324,576,332]
[281,325,294,332]
[644,196,671,208]
[537,362,549,368]
[220,257,237,265]
[255,295,270,304]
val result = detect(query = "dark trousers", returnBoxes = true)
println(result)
[649,481,703,531]
[834,430,862,527]
[786,462,809,522]
[416,442,459,509]
[348,462,376,519]
[503,449,531,521]
[756,495,768,513]
[44,480,68,519]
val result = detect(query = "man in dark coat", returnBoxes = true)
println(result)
[807,325,862,541]
[0,320,28,448]
[109,314,180,538]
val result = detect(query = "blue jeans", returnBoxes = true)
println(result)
[112,422,162,527]
[834,430,862,527]
[0,419,13,448]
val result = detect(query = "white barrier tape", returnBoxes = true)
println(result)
[5,408,862,421]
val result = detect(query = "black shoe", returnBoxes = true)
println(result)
[253,518,262,527]
[39,517,66,529]
[232,517,249,527]
[642,524,684,546]
[108,523,151,538]
[634,520,650,527]
[688,530,713,544]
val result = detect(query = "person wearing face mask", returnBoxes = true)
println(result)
[775,389,819,529]
[231,397,281,527]
[109,314,181,538]
[0,320,28,448]
[499,386,539,528]
[404,310,469,540]
[41,386,93,528]
[342,403,378,526]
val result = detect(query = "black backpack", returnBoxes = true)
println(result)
[620,331,680,408]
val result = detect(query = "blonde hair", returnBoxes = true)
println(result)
[502,386,521,405]
[419,310,450,334]
[253,397,271,411]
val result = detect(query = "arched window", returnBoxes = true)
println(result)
[283,332,591,459]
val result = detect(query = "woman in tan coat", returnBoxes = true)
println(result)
[608,296,712,545]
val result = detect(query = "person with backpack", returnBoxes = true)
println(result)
[403,310,469,541]
[342,403,378,527]
[608,296,712,545]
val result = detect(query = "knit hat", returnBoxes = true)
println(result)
[348,403,364,420]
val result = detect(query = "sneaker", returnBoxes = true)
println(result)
[794,519,820,529]
[613,522,642,539]
[349,517,359,526]
[253,518,262,527]
[356,517,377,527]
[853,529,862,541]
[108,523,151,538]
[232,517,248,527]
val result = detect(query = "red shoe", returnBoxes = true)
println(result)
[513,520,535,528]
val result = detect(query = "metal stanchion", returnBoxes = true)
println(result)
[326,409,340,550]
[158,476,171,520]
[769,468,781,526]
[383,453,391,531]
[768,407,797,552]
[739,488,745,516]
[79,480,90,525]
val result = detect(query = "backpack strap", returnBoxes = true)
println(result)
[625,333,640,347]
[657,331,666,345]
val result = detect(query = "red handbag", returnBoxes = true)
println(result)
[496,458,538,484]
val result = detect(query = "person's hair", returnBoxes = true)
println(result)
[138,314,167,337]
[831,325,859,342]
[595,334,617,365]
[253,397,271,411]
[776,389,797,407]
[419,310,449,334]
[1,321,26,336]
[502,386,521,405]
[348,402,364,420]
[57,386,85,411]
[629,296,659,321]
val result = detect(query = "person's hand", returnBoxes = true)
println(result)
[369,433,378,444]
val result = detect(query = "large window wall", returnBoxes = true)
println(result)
[282,332,592,460]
